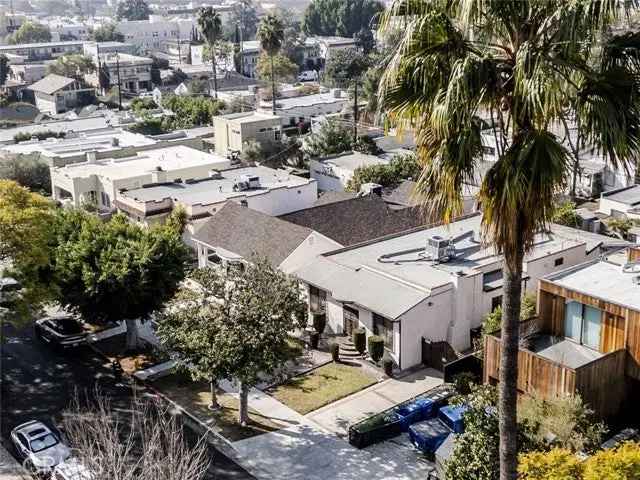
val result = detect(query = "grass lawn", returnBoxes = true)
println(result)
[268,362,377,415]
[153,374,285,442]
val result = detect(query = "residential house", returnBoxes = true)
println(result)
[598,185,640,220]
[0,41,84,61]
[294,214,625,370]
[484,246,640,420]
[309,151,389,192]
[50,145,231,210]
[115,16,195,53]
[28,74,95,115]
[115,165,318,236]
[384,180,480,214]
[83,41,136,59]
[239,40,260,78]
[86,53,153,93]
[259,89,349,127]
[213,112,283,157]
[7,63,47,85]
[193,201,342,274]
[312,36,359,65]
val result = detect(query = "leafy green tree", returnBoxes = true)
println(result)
[224,0,259,41]
[303,118,352,158]
[116,0,151,21]
[197,7,222,99]
[257,14,285,115]
[607,217,640,239]
[161,95,225,129]
[323,47,370,88]
[346,153,418,192]
[0,55,8,86]
[47,54,95,80]
[0,154,51,194]
[302,0,383,38]
[157,258,307,425]
[552,201,581,228]
[8,21,51,44]
[51,210,189,350]
[256,52,298,85]
[130,96,158,113]
[380,3,640,478]
[91,23,124,42]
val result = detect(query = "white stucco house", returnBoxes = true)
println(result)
[309,151,389,192]
[294,214,625,370]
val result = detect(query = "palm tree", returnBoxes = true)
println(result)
[197,7,222,99]
[380,2,640,479]
[257,14,285,115]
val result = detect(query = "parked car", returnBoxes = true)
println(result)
[35,315,88,348]
[0,277,22,307]
[298,70,318,82]
[53,457,95,480]
[10,420,71,472]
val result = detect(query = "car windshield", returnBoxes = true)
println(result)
[30,433,58,452]
[54,318,83,335]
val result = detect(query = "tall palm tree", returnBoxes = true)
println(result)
[380,2,640,479]
[197,7,222,100]
[257,14,285,115]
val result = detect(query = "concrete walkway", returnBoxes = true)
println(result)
[307,368,444,436]
[226,368,443,480]
[0,443,27,480]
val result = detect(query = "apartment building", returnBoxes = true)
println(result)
[115,16,195,52]
[213,112,283,156]
[85,52,153,93]
[0,41,84,61]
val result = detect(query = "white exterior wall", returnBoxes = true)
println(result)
[279,232,342,274]
[309,159,352,192]
[598,196,639,218]
[270,97,348,125]
[524,244,588,291]
[116,18,194,51]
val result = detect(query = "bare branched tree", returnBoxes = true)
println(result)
[61,391,209,480]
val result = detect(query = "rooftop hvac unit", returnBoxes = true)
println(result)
[239,174,260,189]
[233,181,249,192]
[426,235,452,262]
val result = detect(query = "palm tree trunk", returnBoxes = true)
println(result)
[211,44,218,100]
[499,248,524,480]
[238,382,249,426]
[270,54,276,115]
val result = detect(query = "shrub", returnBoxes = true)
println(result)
[329,342,340,362]
[352,328,366,355]
[309,331,320,349]
[14,130,65,143]
[312,311,326,334]
[367,335,384,364]
[453,372,477,395]
[383,357,394,377]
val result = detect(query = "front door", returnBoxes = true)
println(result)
[343,305,359,336]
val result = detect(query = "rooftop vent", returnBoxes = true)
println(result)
[239,174,260,189]
[209,169,222,179]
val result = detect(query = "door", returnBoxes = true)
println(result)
[343,305,359,336]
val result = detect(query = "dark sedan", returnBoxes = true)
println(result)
[34,315,88,349]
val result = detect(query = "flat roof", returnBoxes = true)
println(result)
[546,259,640,312]
[271,91,348,109]
[295,216,596,319]
[4,128,155,157]
[120,165,312,206]
[216,111,282,124]
[55,145,229,180]
[320,151,389,171]
[0,115,111,144]
[0,40,83,50]
[529,336,604,369]
[602,185,640,206]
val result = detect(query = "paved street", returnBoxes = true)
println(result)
[0,321,254,479]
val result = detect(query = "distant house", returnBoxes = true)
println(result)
[598,185,640,220]
[213,112,283,157]
[294,214,625,370]
[309,151,389,192]
[28,74,95,115]
[193,201,341,274]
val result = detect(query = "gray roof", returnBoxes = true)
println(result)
[383,180,420,207]
[28,74,76,95]
[314,191,357,206]
[279,195,427,246]
[602,185,640,206]
[192,202,313,267]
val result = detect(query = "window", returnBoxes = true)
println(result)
[491,295,502,312]
[564,301,602,350]
[275,130,282,141]
[309,286,326,312]
[373,313,394,352]
[554,257,564,267]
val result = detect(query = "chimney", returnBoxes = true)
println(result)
[86,151,97,164]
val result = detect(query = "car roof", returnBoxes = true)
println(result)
[15,420,52,437]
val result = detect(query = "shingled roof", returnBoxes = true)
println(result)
[28,74,76,95]
[192,202,313,267]
[279,194,427,247]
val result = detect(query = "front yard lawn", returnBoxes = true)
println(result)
[268,362,377,415]
[153,374,285,442]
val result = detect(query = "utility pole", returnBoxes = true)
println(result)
[115,53,122,110]
[353,80,358,143]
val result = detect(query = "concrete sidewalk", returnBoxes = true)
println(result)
[307,368,444,436]
[0,443,26,480]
